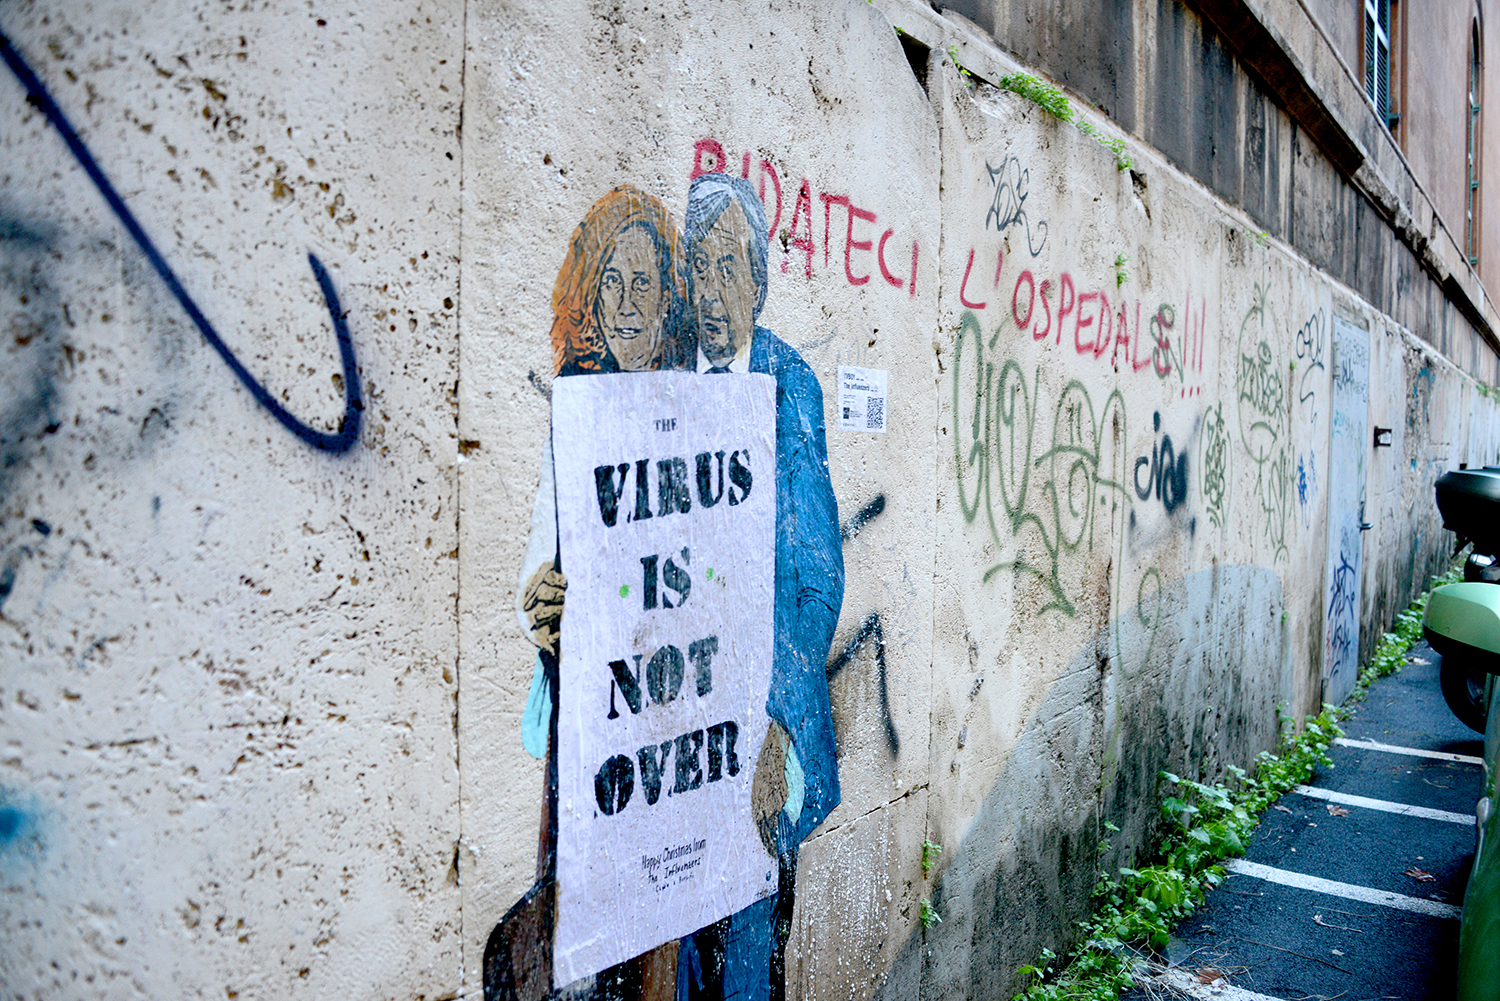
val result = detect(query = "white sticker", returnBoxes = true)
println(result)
[838,365,888,433]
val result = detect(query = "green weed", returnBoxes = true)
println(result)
[1351,560,1461,699]
[998,72,1132,170]
[1011,706,1340,999]
[922,839,944,876]
[948,45,974,88]
[1011,559,1461,999]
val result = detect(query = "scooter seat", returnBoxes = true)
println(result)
[1436,469,1500,551]
[1424,581,1500,674]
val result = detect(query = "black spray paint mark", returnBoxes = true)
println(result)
[0,32,362,453]
[0,214,63,502]
[1132,412,1189,512]
[826,612,899,758]
[986,155,1048,257]
[828,494,899,756]
[527,369,553,402]
[840,493,886,542]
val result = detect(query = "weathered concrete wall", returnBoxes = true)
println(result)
[0,1,463,997]
[1,2,1497,1000]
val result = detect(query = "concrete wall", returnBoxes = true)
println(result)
[0,1,463,997]
[0,1,1496,1000]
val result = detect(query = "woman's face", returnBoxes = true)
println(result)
[596,225,667,372]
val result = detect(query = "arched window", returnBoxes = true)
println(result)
[1468,21,1483,268]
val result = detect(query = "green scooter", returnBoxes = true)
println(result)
[1424,468,1500,732]
[1422,467,1499,1001]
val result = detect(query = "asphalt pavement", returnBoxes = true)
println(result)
[1124,640,1486,1001]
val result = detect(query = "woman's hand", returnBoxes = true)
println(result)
[522,560,567,656]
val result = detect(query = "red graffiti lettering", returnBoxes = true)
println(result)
[783,180,815,278]
[1075,291,1098,355]
[1013,270,1035,329]
[1133,302,1151,372]
[1055,273,1075,345]
[959,248,987,309]
[819,193,850,269]
[687,137,917,299]
[690,138,727,181]
[845,205,876,286]
[1093,291,1112,360]
[1034,280,1052,340]
[877,229,904,288]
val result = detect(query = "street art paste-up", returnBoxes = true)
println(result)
[485,175,844,1001]
[551,370,779,983]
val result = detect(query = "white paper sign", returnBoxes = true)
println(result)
[838,365,888,433]
[550,372,778,983]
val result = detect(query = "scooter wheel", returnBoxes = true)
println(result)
[1439,658,1489,734]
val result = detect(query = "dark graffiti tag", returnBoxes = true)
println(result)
[823,493,899,758]
[1237,340,1285,424]
[985,155,1048,257]
[0,31,362,453]
[840,493,886,542]
[1327,546,1359,675]
[953,310,1129,617]
[1133,411,1189,513]
[1147,296,1208,395]
[1294,308,1326,405]
[825,612,899,758]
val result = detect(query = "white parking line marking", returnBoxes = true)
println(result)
[1334,737,1483,765]
[1150,967,1289,1001]
[1290,784,1474,824]
[1225,859,1464,919]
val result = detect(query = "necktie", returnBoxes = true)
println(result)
[707,365,731,374]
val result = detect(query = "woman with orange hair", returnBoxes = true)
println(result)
[549,184,688,377]
[485,187,688,1001]
[518,184,686,661]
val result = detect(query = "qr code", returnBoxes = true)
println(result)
[866,397,885,430]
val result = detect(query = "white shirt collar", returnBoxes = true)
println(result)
[696,343,751,374]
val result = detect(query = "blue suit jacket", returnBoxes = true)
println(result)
[748,327,844,849]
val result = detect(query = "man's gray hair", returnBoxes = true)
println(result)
[683,172,769,315]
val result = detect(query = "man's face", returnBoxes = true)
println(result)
[596,225,667,372]
[689,199,758,364]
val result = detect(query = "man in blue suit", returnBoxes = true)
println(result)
[676,173,844,1001]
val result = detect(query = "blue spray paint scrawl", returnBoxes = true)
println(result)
[0,31,363,453]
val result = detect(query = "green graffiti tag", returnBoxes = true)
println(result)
[953,311,1131,617]
[1200,402,1230,529]
[1234,285,1293,561]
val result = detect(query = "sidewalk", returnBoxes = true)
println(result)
[1126,641,1485,1001]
